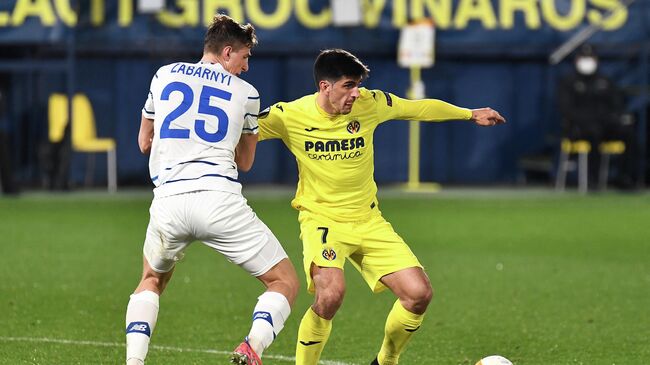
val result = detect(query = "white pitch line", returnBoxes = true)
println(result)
[0,336,356,365]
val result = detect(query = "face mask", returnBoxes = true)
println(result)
[576,57,598,75]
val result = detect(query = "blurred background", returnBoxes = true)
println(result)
[1,0,649,194]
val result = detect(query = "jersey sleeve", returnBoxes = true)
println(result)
[258,103,287,141]
[242,87,260,135]
[142,70,160,120]
[373,89,473,123]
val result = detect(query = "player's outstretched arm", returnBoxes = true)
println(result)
[138,116,154,154]
[471,108,506,127]
[235,133,258,172]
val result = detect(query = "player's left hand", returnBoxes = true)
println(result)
[471,108,506,127]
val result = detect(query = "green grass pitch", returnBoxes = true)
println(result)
[1,190,649,364]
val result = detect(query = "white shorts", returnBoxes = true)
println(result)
[143,190,287,276]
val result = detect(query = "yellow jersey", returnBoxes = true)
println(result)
[258,88,472,222]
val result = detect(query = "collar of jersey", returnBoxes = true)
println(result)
[314,95,346,122]
[197,60,224,70]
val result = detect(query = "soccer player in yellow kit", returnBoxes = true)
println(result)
[258,49,506,365]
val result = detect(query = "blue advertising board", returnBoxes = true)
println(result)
[1,0,649,53]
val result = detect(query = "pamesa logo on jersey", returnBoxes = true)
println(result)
[305,137,364,152]
[347,120,360,134]
[303,121,365,160]
[304,136,365,161]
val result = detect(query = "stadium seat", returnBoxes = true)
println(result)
[48,94,68,143]
[555,139,591,194]
[48,93,117,192]
[598,140,626,190]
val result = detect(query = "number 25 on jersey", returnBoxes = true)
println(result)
[160,81,231,143]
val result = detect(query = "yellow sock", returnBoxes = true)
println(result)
[377,300,425,365]
[295,307,332,365]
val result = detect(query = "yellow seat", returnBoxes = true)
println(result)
[598,141,626,190]
[556,139,591,194]
[599,141,625,154]
[561,139,591,154]
[72,94,116,152]
[48,94,69,143]
[48,93,117,192]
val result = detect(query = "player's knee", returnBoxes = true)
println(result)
[315,285,345,315]
[420,285,434,306]
[403,284,433,314]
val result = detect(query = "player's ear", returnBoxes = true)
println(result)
[222,45,233,61]
[318,80,330,94]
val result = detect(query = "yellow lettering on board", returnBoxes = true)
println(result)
[588,0,627,30]
[500,0,541,29]
[541,0,584,31]
[91,0,104,26]
[363,0,387,28]
[295,0,331,29]
[158,0,198,28]
[454,0,498,29]
[245,0,291,29]
[203,0,244,25]
[392,0,407,27]
[118,0,133,27]
[411,0,451,29]
[54,0,77,26]
[12,0,57,26]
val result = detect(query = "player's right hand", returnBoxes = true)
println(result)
[471,108,506,127]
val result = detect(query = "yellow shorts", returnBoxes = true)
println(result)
[298,210,423,294]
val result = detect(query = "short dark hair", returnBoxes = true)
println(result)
[313,49,370,88]
[204,14,257,54]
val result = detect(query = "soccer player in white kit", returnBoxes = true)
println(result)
[124,14,299,365]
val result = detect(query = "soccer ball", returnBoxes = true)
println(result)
[475,355,513,365]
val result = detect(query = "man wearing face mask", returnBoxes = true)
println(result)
[557,44,636,188]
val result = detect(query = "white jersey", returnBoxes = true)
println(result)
[142,61,259,197]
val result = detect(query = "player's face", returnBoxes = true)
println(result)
[325,76,362,115]
[225,46,251,76]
